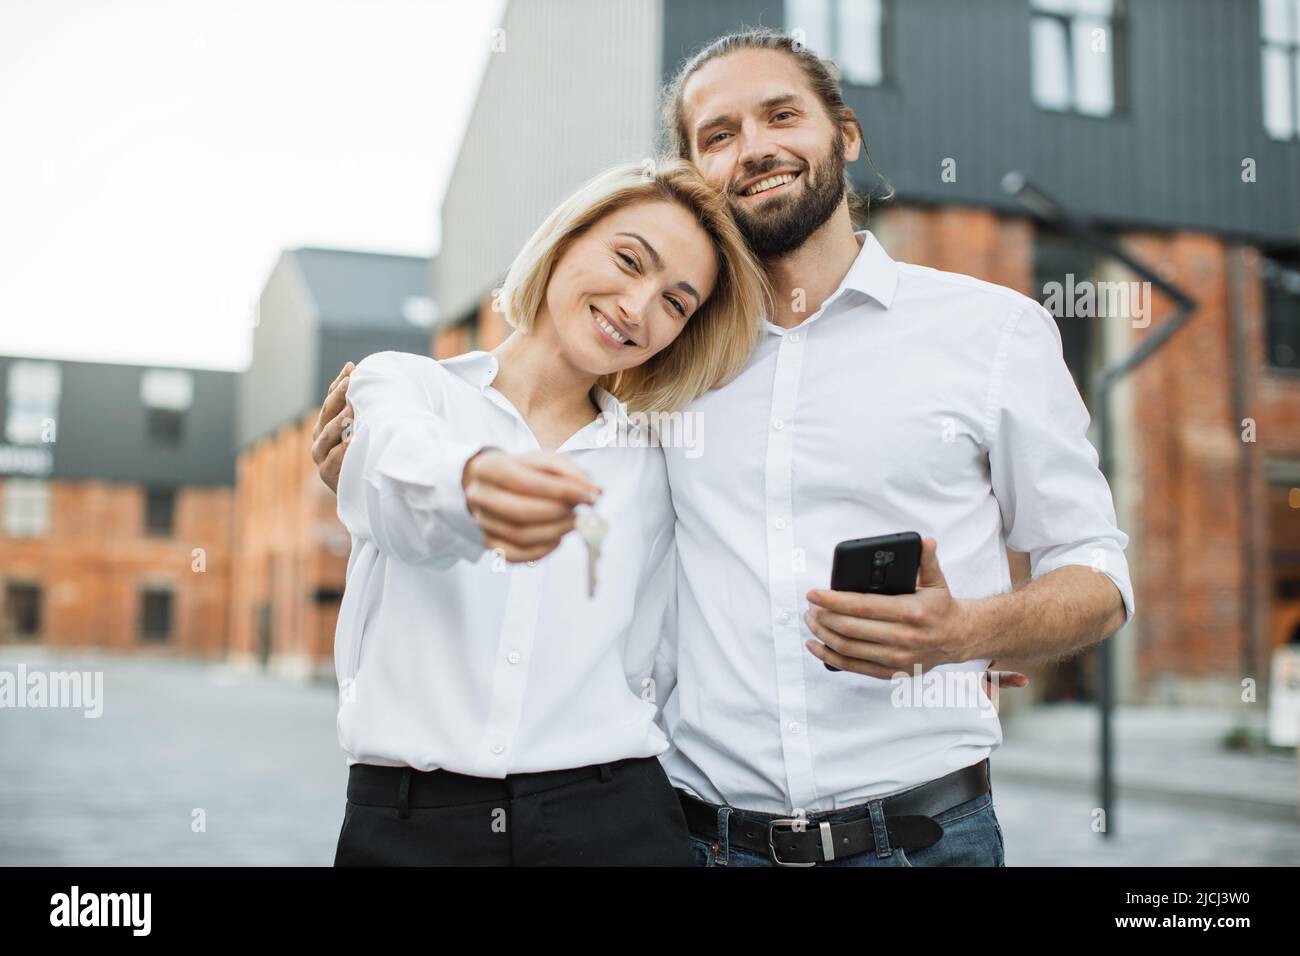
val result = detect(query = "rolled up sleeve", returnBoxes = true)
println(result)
[987,302,1136,623]
[336,351,488,568]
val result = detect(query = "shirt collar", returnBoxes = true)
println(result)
[440,349,500,392]
[441,349,630,439]
[840,229,900,310]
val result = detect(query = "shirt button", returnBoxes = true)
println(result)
[788,722,801,735]
[774,518,786,529]
[789,332,801,343]
[490,744,505,755]
[527,559,538,567]
[772,419,785,430]
[507,651,521,665]
[778,611,791,624]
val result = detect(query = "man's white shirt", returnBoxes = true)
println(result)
[657,229,1135,814]
[333,349,674,776]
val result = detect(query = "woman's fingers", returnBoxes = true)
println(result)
[474,510,575,547]
[482,534,565,563]
[509,452,601,504]
[466,481,579,525]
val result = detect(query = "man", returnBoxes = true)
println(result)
[311,28,1132,867]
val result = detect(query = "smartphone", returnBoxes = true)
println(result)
[821,532,923,672]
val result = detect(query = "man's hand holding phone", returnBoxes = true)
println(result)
[804,535,1020,687]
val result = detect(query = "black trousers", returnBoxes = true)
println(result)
[333,755,692,866]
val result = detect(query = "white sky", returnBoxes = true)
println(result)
[0,0,505,371]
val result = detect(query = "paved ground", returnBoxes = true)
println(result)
[2,648,1298,866]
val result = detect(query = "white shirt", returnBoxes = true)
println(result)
[333,349,675,776]
[657,229,1135,814]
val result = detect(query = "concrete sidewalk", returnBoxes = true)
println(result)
[994,703,1300,821]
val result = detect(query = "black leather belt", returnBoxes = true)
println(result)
[678,759,991,866]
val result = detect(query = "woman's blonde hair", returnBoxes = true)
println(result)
[497,157,771,413]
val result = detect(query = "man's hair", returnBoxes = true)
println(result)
[658,27,895,227]
[497,158,772,414]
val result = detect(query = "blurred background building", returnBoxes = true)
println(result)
[3,0,1299,710]
[430,0,1300,707]
[229,247,435,678]
[0,356,235,652]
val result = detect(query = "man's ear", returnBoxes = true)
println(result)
[842,114,864,162]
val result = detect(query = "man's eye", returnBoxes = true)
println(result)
[705,131,729,147]
[773,110,795,121]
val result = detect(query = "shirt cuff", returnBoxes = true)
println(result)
[429,443,492,564]
[1033,543,1136,625]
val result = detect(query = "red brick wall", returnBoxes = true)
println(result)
[229,412,348,674]
[0,480,232,655]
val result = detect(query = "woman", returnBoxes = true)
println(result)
[330,158,770,865]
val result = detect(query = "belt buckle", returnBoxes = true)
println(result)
[768,818,817,867]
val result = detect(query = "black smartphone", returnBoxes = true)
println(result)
[820,532,923,672]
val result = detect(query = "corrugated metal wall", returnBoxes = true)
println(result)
[435,0,665,323]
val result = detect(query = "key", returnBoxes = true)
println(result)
[575,506,607,598]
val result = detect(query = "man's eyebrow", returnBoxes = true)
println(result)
[615,231,700,305]
[694,93,805,141]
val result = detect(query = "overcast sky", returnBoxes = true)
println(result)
[0,0,505,371]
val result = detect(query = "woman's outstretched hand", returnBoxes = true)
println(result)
[462,449,602,563]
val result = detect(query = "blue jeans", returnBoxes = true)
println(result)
[686,780,1007,868]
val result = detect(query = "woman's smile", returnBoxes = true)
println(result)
[590,305,639,349]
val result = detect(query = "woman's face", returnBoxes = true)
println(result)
[540,199,719,376]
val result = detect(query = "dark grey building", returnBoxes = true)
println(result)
[238,247,436,450]
[0,355,237,486]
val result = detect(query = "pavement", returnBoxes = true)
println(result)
[1,647,1297,866]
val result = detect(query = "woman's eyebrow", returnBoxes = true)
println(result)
[615,231,700,305]
[616,231,663,269]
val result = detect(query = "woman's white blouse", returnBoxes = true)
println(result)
[333,349,675,776]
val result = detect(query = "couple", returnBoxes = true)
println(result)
[315,28,1134,867]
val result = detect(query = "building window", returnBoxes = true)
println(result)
[4,360,60,445]
[1262,252,1300,370]
[1262,0,1300,139]
[145,487,176,536]
[141,369,194,446]
[785,0,887,86]
[3,582,41,639]
[3,479,51,538]
[140,588,174,642]
[1031,0,1125,117]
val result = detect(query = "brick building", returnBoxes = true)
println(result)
[0,356,236,655]
[229,247,435,678]
[426,0,1300,705]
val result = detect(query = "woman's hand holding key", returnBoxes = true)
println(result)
[461,449,602,563]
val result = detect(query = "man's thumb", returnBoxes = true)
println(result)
[917,536,947,589]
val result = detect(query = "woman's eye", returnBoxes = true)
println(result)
[617,252,639,272]
[667,297,686,317]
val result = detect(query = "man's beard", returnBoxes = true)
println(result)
[729,137,846,259]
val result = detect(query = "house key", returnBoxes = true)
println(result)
[575,506,607,598]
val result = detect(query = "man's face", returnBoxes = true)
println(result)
[681,48,862,258]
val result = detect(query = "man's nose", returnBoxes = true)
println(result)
[735,121,779,175]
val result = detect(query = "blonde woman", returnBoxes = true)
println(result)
[330,159,770,866]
